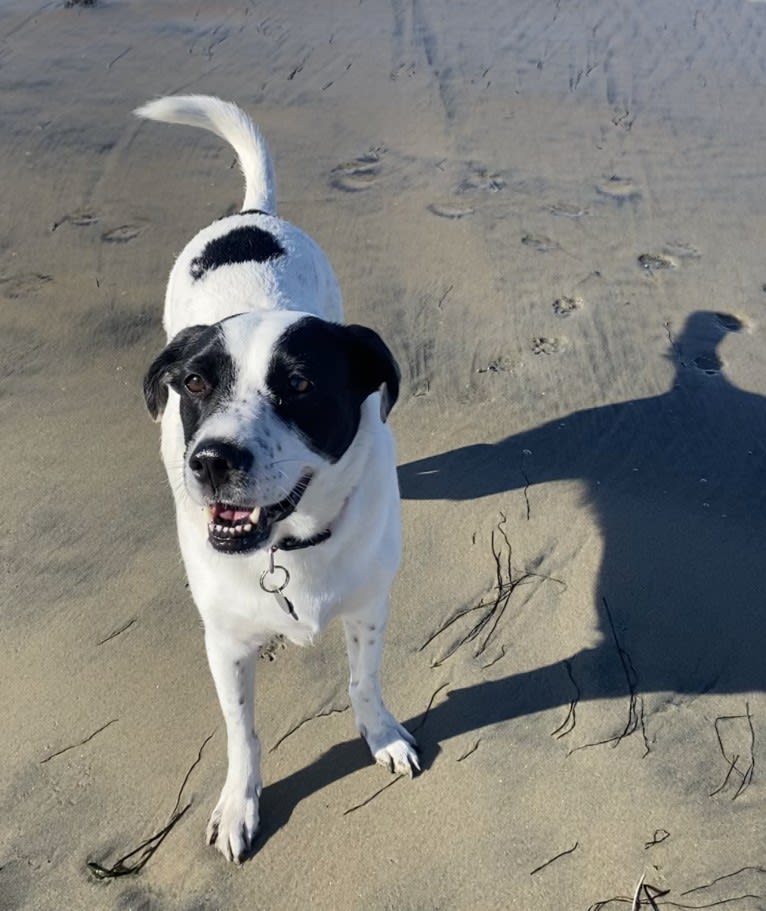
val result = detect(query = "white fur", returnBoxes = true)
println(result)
[137,95,418,863]
[135,95,277,214]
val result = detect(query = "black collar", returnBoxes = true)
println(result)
[275,528,332,552]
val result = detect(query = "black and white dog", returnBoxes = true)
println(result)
[136,96,418,862]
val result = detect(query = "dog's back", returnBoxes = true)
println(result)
[135,95,342,338]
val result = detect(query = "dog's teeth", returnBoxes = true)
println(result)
[215,524,224,533]
[243,523,252,532]
[249,507,261,523]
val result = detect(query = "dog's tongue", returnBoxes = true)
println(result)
[210,504,255,522]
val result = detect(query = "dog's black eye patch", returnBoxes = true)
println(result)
[190,225,285,281]
[143,325,236,443]
[266,316,399,462]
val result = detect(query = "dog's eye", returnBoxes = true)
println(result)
[288,374,312,394]
[184,374,210,396]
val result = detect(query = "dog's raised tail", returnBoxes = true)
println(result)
[134,95,277,215]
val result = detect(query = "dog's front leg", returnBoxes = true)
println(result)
[204,629,261,863]
[342,607,420,776]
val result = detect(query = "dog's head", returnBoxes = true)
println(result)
[144,311,399,554]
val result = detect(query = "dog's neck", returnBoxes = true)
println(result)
[273,492,352,552]
[275,527,333,551]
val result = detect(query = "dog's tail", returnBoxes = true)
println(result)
[134,95,277,215]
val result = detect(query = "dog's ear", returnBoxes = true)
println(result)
[343,324,401,421]
[143,324,211,420]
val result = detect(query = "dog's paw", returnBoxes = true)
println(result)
[367,721,420,777]
[206,781,261,863]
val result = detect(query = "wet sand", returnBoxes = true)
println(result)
[2,1,766,908]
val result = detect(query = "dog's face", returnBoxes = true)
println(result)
[144,312,399,554]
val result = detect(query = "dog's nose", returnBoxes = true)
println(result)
[188,440,253,491]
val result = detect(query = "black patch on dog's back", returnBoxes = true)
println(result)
[266,317,400,462]
[190,225,285,281]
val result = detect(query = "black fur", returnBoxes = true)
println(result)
[266,317,400,462]
[143,324,236,444]
[190,225,285,280]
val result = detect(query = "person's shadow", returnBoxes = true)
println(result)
[396,310,764,734]
[258,311,763,841]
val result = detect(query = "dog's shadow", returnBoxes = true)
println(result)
[258,310,766,845]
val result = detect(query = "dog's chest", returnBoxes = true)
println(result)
[187,550,337,648]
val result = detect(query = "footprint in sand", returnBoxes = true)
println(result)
[476,355,512,374]
[428,201,475,219]
[51,210,100,232]
[101,225,142,243]
[457,165,505,194]
[638,252,676,273]
[429,164,503,218]
[522,233,559,253]
[0,272,53,299]
[596,176,642,203]
[552,296,582,318]
[663,240,701,260]
[330,149,384,192]
[548,202,588,218]
[531,336,565,355]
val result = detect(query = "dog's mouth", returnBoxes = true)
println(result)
[206,473,313,555]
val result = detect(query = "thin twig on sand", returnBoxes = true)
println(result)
[87,731,215,878]
[420,515,563,665]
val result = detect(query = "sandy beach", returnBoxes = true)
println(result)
[2,0,766,908]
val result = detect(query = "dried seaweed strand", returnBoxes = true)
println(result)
[418,600,493,653]
[644,829,670,849]
[411,682,450,733]
[475,519,515,656]
[681,866,766,897]
[734,702,756,799]
[642,882,671,910]
[671,897,764,909]
[639,694,651,757]
[664,320,686,365]
[709,753,742,799]
[480,644,506,670]
[41,719,118,764]
[421,516,563,666]
[604,598,641,745]
[709,703,756,799]
[632,874,647,911]
[551,659,580,739]
[569,598,646,755]
[342,775,404,815]
[456,739,481,762]
[529,841,579,876]
[97,617,137,646]
[269,704,349,753]
[87,731,215,879]
[589,891,761,909]
[520,451,532,520]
